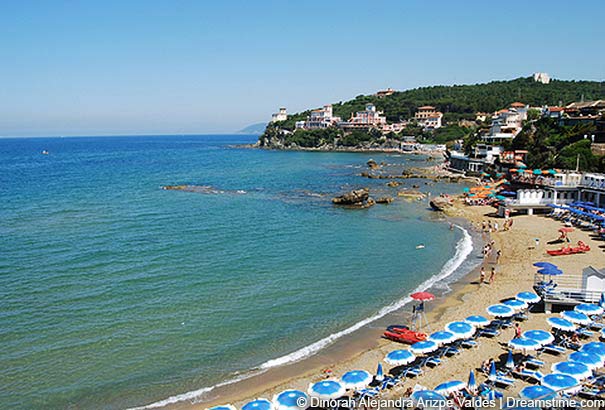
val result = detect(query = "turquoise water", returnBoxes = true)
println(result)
[0,136,467,409]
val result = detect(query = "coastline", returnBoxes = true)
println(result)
[234,143,446,158]
[135,211,482,410]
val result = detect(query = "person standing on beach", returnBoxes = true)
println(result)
[514,323,522,338]
[480,267,486,284]
[496,249,502,264]
[489,267,496,284]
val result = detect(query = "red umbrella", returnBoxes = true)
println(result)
[411,291,435,301]
[559,227,574,233]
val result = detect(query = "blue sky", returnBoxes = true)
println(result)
[1,0,604,136]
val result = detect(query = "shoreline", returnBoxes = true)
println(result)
[134,213,483,410]
[135,201,604,410]
[233,144,446,158]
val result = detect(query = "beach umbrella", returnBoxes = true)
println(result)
[496,195,506,201]
[505,350,515,369]
[516,169,524,174]
[375,363,384,382]
[242,399,272,410]
[537,267,563,276]
[580,342,605,358]
[503,299,528,311]
[541,373,580,392]
[561,310,590,325]
[568,351,604,370]
[384,350,415,366]
[468,370,477,394]
[599,293,605,308]
[434,380,466,395]
[508,337,541,352]
[307,380,345,399]
[547,317,576,332]
[548,169,557,175]
[209,405,237,410]
[340,370,372,390]
[533,261,558,269]
[488,361,497,382]
[273,391,308,410]
[464,315,490,327]
[410,340,438,355]
[522,330,554,346]
[445,321,475,340]
[463,187,470,193]
[519,385,556,400]
[428,330,455,345]
[410,391,447,409]
[533,169,542,175]
[486,304,515,318]
[411,291,435,301]
[551,361,592,380]
[516,292,541,304]
[575,303,603,316]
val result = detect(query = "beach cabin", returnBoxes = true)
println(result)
[538,265,605,312]
[582,266,605,298]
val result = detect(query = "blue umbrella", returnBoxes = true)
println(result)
[534,262,559,269]
[580,342,605,358]
[308,380,345,399]
[209,406,237,410]
[519,385,556,400]
[509,337,541,352]
[533,169,542,175]
[505,350,515,369]
[486,304,515,318]
[242,399,272,410]
[428,331,456,345]
[410,390,446,407]
[568,351,603,370]
[516,291,541,304]
[465,315,490,327]
[522,330,554,346]
[541,373,580,392]
[599,293,605,308]
[375,363,384,382]
[574,303,603,316]
[410,340,438,355]
[434,380,466,395]
[463,187,470,193]
[561,310,590,325]
[273,391,309,410]
[468,370,477,394]
[538,267,563,276]
[503,299,528,311]
[547,317,576,332]
[445,321,475,340]
[551,361,592,380]
[488,361,497,382]
[483,388,503,400]
[384,350,415,366]
[341,370,372,389]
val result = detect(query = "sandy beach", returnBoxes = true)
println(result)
[175,200,604,410]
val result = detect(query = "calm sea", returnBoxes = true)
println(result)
[0,135,474,409]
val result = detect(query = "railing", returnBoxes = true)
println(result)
[533,273,602,303]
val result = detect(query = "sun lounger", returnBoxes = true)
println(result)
[399,366,423,378]
[589,322,605,330]
[492,319,512,329]
[512,312,528,321]
[541,343,567,355]
[443,346,461,356]
[577,328,594,338]
[512,368,544,382]
[578,387,604,398]
[478,327,500,337]
[357,388,379,398]
[493,375,515,388]
[524,357,545,368]
[461,339,478,348]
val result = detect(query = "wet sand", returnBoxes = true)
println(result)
[166,202,605,409]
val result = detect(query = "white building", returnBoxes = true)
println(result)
[339,104,387,130]
[303,104,341,129]
[271,107,288,123]
[414,106,443,130]
[534,72,551,84]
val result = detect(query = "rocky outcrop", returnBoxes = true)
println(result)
[332,188,375,208]
[386,181,401,187]
[367,159,380,169]
[429,196,454,211]
[375,196,394,204]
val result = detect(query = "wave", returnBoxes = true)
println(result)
[127,225,473,409]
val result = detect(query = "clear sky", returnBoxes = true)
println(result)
[1,0,604,136]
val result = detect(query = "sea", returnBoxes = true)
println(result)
[0,135,480,410]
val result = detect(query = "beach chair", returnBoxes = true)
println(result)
[492,375,515,389]
[512,312,528,321]
[443,345,461,356]
[524,357,545,368]
[512,368,544,383]
[399,366,423,378]
[577,328,594,338]
[478,327,500,338]
[461,338,478,348]
[492,319,512,329]
[357,387,379,399]
[578,387,605,398]
[589,321,605,331]
[541,343,567,355]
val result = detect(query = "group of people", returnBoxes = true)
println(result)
[482,241,501,264]
[479,266,497,285]
[480,218,513,233]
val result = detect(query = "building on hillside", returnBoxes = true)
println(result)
[475,112,489,122]
[271,107,288,122]
[542,106,565,119]
[415,106,438,119]
[446,144,504,173]
[339,104,387,130]
[533,72,551,84]
[376,88,395,98]
[302,104,341,129]
[414,106,443,130]
[484,109,522,143]
[509,102,529,121]
[381,121,409,133]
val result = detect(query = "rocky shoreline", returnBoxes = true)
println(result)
[234,143,446,157]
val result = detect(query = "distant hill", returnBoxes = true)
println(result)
[238,122,267,134]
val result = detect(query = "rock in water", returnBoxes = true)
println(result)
[376,197,394,204]
[386,181,401,187]
[332,188,374,208]
[367,159,380,169]
[429,196,453,211]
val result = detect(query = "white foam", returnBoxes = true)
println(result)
[127,225,473,409]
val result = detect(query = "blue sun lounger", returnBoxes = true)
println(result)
[512,368,544,383]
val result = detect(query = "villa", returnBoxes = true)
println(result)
[297,104,341,130]
[414,106,443,130]
[271,107,288,123]
[339,104,387,130]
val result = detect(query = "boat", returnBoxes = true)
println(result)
[41,150,49,155]
[416,244,425,249]
[547,241,590,256]
[383,327,427,344]
[386,324,409,333]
